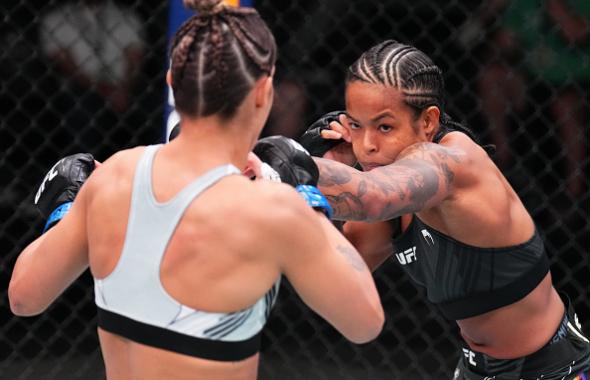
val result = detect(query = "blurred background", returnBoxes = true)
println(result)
[1,0,589,379]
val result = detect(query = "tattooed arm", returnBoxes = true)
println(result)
[315,141,469,222]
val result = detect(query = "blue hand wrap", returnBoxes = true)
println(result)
[43,201,73,233]
[295,185,333,219]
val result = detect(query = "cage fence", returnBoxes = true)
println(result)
[1,0,589,379]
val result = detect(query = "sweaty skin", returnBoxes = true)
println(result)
[314,81,564,359]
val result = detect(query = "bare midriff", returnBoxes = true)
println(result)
[457,273,564,359]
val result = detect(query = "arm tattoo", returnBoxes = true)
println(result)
[337,244,367,272]
[318,161,352,186]
[315,143,464,222]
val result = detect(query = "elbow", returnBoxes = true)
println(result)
[362,191,392,223]
[346,305,385,344]
[8,281,44,317]
[364,304,385,342]
[9,290,28,317]
[9,300,34,317]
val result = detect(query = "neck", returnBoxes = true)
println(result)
[167,115,256,171]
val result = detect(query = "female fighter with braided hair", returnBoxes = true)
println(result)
[8,1,384,379]
[298,40,590,379]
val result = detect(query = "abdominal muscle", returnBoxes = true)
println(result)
[98,329,259,380]
[457,273,565,359]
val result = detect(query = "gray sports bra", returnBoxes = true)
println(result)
[94,145,281,361]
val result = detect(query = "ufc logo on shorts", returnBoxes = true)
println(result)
[395,246,417,265]
[35,160,62,204]
[462,348,477,367]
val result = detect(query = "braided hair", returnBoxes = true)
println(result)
[170,0,277,119]
[347,40,494,155]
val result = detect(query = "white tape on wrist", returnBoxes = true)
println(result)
[260,163,282,182]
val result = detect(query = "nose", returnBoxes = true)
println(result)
[362,129,378,154]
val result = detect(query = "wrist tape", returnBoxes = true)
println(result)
[295,185,333,219]
[43,201,72,233]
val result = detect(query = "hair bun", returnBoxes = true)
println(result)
[183,0,225,15]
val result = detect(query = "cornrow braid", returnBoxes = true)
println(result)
[347,40,493,156]
[170,0,276,119]
[382,45,414,87]
[209,16,226,96]
[225,13,275,75]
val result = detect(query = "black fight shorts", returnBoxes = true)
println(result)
[453,296,590,380]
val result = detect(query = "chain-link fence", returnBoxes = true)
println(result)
[1,0,589,379]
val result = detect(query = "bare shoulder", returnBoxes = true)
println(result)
[226,180,320,250]
[237,181,314,228]
[430,131,492,187]
[439,131,490,161]
[100,147,144,172]
[398,132,472,164]
[84,146,145,196]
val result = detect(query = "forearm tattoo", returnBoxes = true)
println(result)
[316,143,463,221]
[337,244,367,272]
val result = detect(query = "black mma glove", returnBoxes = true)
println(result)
[299,110,347,157]
[254,136,319,186]
[254,136,332,218]
[34,153,95,232]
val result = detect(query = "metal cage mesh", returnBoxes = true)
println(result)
[1,1,589,379]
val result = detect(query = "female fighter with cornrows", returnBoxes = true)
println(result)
[294,40,590,379]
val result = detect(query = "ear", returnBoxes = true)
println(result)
[254,75,274,108]
[422,106,441,141]
[166,70,172,87]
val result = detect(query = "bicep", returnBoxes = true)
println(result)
[279,210,365,302]
[277,205,382,341]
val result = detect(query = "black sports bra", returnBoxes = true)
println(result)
[391,216,549,320]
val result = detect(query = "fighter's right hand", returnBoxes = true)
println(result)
[34,153,95,232]
[299,111,356,166]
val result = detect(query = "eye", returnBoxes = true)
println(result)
[349,122,361,130]
[378,124,393,132]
